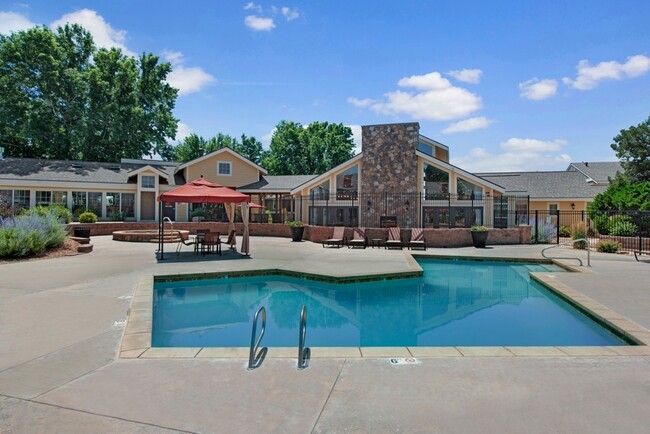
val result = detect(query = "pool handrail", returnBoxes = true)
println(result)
[298,305,310,369]
[247,306,267,370]
[541,238,590,267]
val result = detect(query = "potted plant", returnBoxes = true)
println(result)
[287,221,305,242]
[470,225,489,248]
[74,210,97,238]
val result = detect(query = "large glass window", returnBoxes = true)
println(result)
[456,178,483,199]
[217,161,231,176]
[336,165,358,200]
[141,175,155,188]
[13,190,29,209]
[72,191,87,214]
[0,190,11,207]
[423,164,449,199]
[122,193,135,218]
[418,142,434,157]
[88,192,102,216]
[106,192,121,218]
[52,191,67,206]
[309,206,358,227]
[309,180,330,200]
[36,191,51,205]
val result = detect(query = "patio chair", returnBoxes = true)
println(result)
[408,228,426,250]
[385,227,403,250]
[322,226,346,248]
[175,230,198,255]
[201,231,221,256]
[348,227,367,249]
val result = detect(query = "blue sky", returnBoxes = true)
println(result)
[1,1,649,171]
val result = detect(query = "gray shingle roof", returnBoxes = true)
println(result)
[476,171,608,199]
[238,175,317,192]
[567,162,622,182]
[0,158,184,186]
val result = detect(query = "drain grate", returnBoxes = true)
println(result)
[112,319,127,328]
[389,358,420,365]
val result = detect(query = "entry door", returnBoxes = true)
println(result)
[140,192,155,220]
[163,201,176,221]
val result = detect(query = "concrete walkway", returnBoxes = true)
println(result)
[1,236,650,433]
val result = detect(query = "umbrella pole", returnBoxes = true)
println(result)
[159,201,164,260]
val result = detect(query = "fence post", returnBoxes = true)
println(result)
[556,210,560,244]
[535,210,538,243]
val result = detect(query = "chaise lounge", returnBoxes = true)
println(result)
[348,227,367,249]
[408,227,426,250]
[385,227,403,250]
[323,226,346,248]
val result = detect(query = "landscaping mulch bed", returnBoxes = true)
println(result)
[0,237,81,264]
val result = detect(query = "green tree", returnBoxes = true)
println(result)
[611,116,650,182]
[236,133,264,164]
[262,120,355,175]
[588,177,650,213]
[171,134,207,162]
[0,24,178,161]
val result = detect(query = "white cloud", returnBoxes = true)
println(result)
[562,54,650,90]
[451,138,571,172]
[0,11,34,34]
[261,127,276,147]
[519,78,558,100]
[442,117,493,134]
[244,15,275,31]
[51,9,135,57]
[163,51,215,96]
[281,7,300,21]
[347,97,376,107]
[169,122,192,145]
[346,125,362,154]
[244,2,262,12]
[447,69,482,84]
[350,71,482,121]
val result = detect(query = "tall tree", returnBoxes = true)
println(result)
[237,133,264,164]
[170,132,264,163]
[611,116,650,182]
[262,120,355,175]
[0,24,178,161]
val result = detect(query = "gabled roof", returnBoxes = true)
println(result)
[239,175,317,193]
[417,151,506,193]
[476,170,608,199]
[175,147,268,175]
[126,164,170,180]
[567,161,622,183]
[289,153,363,194]
[0,158,183,185]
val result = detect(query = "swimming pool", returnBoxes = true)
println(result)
[152,259,628,347]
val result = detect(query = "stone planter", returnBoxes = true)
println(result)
[290,226,305,242]
[73,226,91,238]
[471,230,488,248]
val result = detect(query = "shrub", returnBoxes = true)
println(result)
[287,220,304,227]
[191,207,206,219]
[78,211,98,223]
[558,225,571,237]
[608,215,638,236]
[530,219,556,243]
[592,214,610,235]
[108,209,125,221]
[0,213,67,258]
[597,240,621,253]
[470,225,488,231]
[570,222,588,249]
[22,204,73,223]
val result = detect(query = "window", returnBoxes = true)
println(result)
[13,190,29,209]
[122,193,135,218]
[36,191,51,205]
[309,180,330,200]
[72,191,87,214]
[106,192,120,217]
[52,191,67,206]
[456,178,483,200]
[0,190,11,207]
[423,164,449,199]
[418,142,434,157]
[549,203,558,213]
[141,175,155,188]
[218,161,232,176]
[88,192,102,216]
[336,165,358,200]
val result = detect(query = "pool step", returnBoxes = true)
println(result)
[77,243,94,253]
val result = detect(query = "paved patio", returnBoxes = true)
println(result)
[1,236,650,433]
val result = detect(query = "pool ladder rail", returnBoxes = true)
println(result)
[541,238,591,267]
[298,305,310,370]
[247,306,267,370]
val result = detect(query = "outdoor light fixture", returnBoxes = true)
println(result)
[571,203,575,210]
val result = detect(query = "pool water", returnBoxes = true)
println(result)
[152,260,627,347]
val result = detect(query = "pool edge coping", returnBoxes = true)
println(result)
[118,256,650,360]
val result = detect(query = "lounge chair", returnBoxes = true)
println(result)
[223,229,237,250]
[322,226,346,248]
[202,232,221,255]
[408,228,426,250]
[348,227,367,249]
[175,230,198,255]
[385,227,403,250]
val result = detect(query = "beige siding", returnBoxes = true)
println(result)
[530,200,589,212]
[185,154,260,187]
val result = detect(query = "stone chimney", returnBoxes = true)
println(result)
[361,123,420,193]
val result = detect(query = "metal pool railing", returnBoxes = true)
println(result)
[542,238,591,266]
[298,305,310,370]
[247,306,267,370]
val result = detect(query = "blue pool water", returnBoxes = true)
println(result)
[152,260,627,347]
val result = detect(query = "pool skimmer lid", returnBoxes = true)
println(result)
[389,358,420,365]
[113,319,127,328]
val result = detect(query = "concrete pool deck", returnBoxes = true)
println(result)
[2,236,650,433]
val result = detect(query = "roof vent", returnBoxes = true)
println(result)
[109,165,121,171]
[71,163,83,169]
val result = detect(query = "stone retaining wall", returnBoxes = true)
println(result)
[66,222,531,247]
